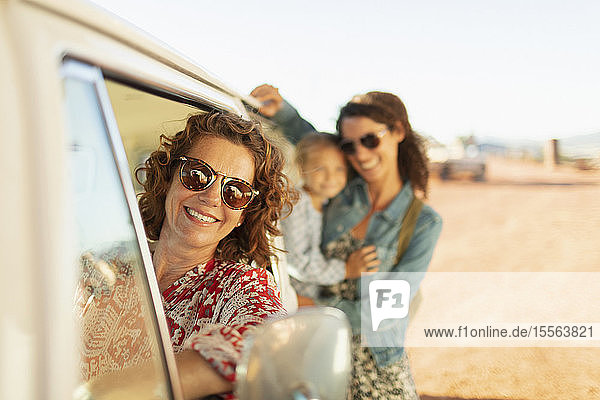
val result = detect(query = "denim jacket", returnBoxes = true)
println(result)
[317,178,442,366]
[272,101,443,367]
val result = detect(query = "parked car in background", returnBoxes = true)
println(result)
[427,137,487,181]
[0,1,350,399]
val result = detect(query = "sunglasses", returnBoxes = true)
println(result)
[339,128,388,155]
[179,156,259,210]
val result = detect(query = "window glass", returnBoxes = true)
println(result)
[104,80,198,191]
[64,77,171,399]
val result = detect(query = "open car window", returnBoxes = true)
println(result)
[103,79,291,292]
[63,58,285,399]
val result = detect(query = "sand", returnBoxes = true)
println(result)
[408,157,600,400]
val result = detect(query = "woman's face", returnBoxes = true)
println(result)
[339,116,404,185]
[162,136,255,254]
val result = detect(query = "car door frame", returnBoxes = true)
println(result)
[1,1,257,397]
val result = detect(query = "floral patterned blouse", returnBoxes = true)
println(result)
[163,258,286,381]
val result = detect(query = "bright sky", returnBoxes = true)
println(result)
[93,0,600,143]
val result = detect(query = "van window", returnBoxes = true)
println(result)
[103,79,199,189]
[64,66,173,399]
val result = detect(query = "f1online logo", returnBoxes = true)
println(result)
[369,280,410,331]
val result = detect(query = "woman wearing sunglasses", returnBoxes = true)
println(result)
[251,85,442,400]
[135,110,293,398]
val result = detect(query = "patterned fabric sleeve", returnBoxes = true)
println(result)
[281,190,346,286]
[185,265,286,383]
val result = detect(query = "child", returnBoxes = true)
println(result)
[281,133,379,305]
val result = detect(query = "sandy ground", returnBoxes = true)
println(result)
[407,157,600,400]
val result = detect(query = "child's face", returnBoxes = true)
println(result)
[302,146,347,200]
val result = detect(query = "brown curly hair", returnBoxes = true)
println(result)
[136,110,296,268]
[336,92,430,198]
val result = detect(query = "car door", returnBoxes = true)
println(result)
[62,57,252,399]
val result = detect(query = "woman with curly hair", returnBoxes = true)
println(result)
[139,110,295,398]
[81,110,295,399]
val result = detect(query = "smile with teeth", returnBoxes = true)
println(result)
[358,158,379,171]
[185,206,217,223]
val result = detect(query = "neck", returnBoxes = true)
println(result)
[153,228,216,291]
[367,171,403,211]
[304,186,326,212]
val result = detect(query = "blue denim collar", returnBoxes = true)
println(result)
[349,178,414,224]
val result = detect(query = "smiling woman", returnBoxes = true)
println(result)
[138,111,292,265]
[137,110,296,398]
[80,110,296,399]
[252,85,443,399]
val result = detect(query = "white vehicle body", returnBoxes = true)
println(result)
[1,1,313,399]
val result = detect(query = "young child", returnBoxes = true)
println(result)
[281,133,379,305]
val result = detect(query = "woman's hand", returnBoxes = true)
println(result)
[250,84,284,117]
[345,245,380,279]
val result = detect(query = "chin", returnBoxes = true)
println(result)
[323,189,343,199]
[359,170,384,184]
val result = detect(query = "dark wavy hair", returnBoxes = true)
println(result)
[335,91,430,198]
[136,110,296,268]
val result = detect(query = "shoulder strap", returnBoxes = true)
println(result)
[395,196,424,264]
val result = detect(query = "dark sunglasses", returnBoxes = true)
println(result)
[339,128,388,155]
[179,156,259,210]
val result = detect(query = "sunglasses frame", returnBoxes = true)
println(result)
[178,156,259,210]
[339,128,389,155]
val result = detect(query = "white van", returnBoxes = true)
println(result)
[0,1,350,399]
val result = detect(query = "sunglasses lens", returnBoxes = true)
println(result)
[340,141,356,155]
[223,180,254,209]
[361,133,381,149]
[181,161,213,190]
[340,132,383,155]
[180,157,256,209]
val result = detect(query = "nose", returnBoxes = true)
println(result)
[198,176,222,207]
[352,141,371,161]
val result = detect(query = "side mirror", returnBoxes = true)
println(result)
[236,307,352,400]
